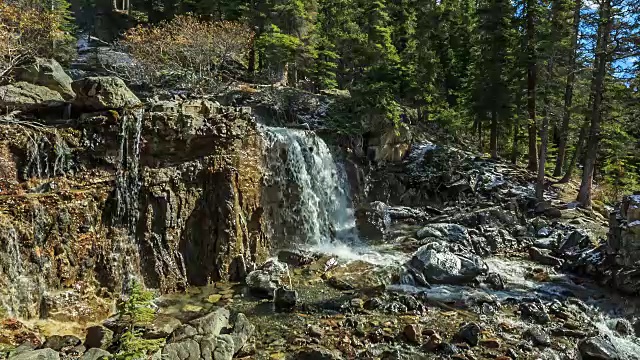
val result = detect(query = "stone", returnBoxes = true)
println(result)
[454,323,481,347]
[41,335,81,351]
[161,339,201,360]
[230,313,254,354]
[14,58,75,100]
[9,349,60,360]
[308,325,324,338]
[485,272,505,290]
[83,326,113,350]
[479,339,501,349]
[558,230,588,254]
[199,334,234,360]
[364,298,383,310]
[612,319,633,336]
[534,202,562,218]
[523,326,551,347]
[416,223,470,244]
[188,308,230,336]
[245,259,289,297]
[528,247,564,267]
[274,287,298,309]
[578,336,620,360]
[169,325,198,343]
[80,348,111,360]
[143,315,182,339]
[294,346,344,360]
[277,249,315,267]
[635,320,640,337]
[403,324,422,344]
[519,302,550,325]
[409,245,487,284]
[72,77,141,110]
[0,82,64,111]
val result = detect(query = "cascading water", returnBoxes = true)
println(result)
[262,126,359,247]
[114,108,143,233]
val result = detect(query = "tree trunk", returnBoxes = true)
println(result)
[536,61,553,200]
[577,0,612,207]
[526,0,538,172]
[553,0,582,177]
[559,122,587,183]
[490,110,498,158]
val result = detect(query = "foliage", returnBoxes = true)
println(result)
[119,15,254,92]
[113,281,163,360]
[0,0,75,80]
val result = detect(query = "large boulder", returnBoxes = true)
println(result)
[577,336,621,360]
[72,76,141,110]
[408,244,488,284]
[188,308,230,336]
[9,349,60,360]
[245,259,289,297]
[14,58,75,100]
[0,82,64,112]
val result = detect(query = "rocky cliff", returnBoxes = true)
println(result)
[0,91,269,319]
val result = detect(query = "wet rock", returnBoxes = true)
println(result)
[454,323,481,346]
[9,349,60,360]
[423,333,443,352]
[397,294,422,312]
[168,325,198,343]
[558,231,588,254]
[364,298,383,310]
[72,76,141,110]
[188,308,230,336]
[230,313,254,354]
[161,339,201,360]
[14,58,75,100]
[416,223,470,245]
[612,319,633,336]
[294,345,344,360]
[523,326,551,347]
[578,336,620,360]
[403,324,422,344]
[408,245,488,285]
[0,82,65,111]
[529,247,563,267]
[519,302,550,325]
[277,249,315,267]
[83,326,113,350]
[199,334,234,360]
[537,227,552,237]
[479,339,501,349]
[274,287,298,309]
[143,315,182,339]
[325,276,355,291]
[308,325,324,338]
[41,335,81,352]
[485,272,505,290]
[80,348,111,360]
[245,259,289,297]
[534,202,562,218]
[635,320,640,337]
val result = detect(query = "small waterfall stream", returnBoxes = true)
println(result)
[114,108,144,233]
[261,126,359,248]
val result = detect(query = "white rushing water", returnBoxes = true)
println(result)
[260,126,407,265]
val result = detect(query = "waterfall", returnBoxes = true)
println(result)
[261,127,359,248]
[114,108,143,233]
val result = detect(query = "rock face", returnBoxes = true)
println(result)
[0,82,65,111]
[606,195,640,295]
[72,76,141,110]
[14,58,75,100]
[0,98,269,317]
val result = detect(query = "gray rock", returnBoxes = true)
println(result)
[189,308,230,336]
[14,58,75,100]
[485,272,505,290]
[9,349,60,360]
[454,323,481,346]
[277,249,314,267]
[612,319,633,336]
[274,287,298,309]
[519,302,550,325]
[79,348,111,360]
[72,77,141,110]
[409,245,487,284]
[578,336,620,360]
[635,320,640,337]
[42,335,81,351]
[416,223,470,244]
[245,259,289,297]
[161,339,201,360]
[230,313,254,354]
[529,247,563,267]
[294,345,344,360]
[84,326,113,350]
[524,326,551,347]
[10,343,37,357]
[169,324,198,343]
[0,82,64,111]
[199,334,234,360]
[143,315,182,339]
[558,230,588,254]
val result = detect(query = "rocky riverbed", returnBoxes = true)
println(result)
[1,56,640,360]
